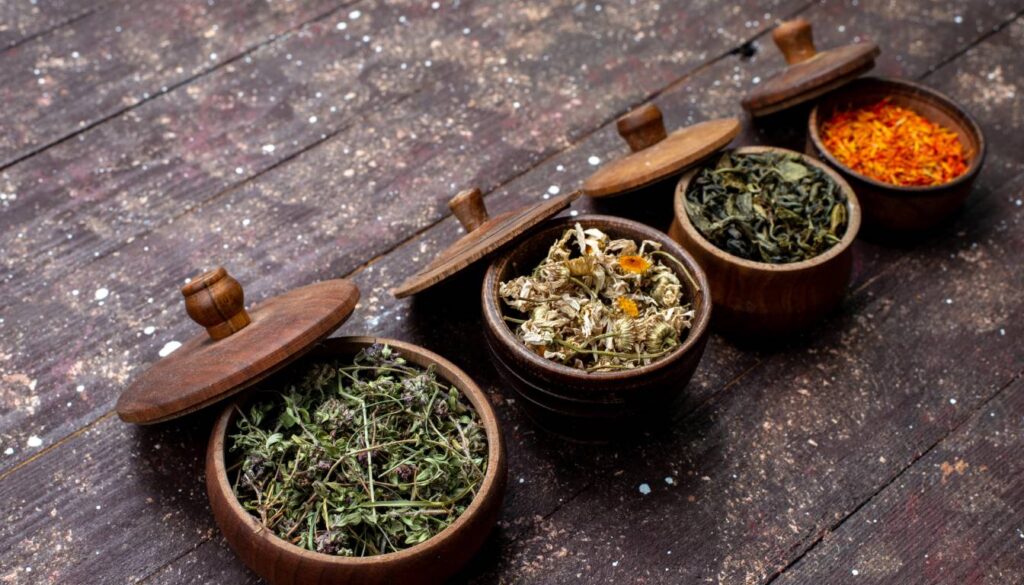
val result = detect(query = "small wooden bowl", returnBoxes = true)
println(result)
[206,337,507,585]
[807,77,985,233]
[481,215,712,440]
[669,146,861,339]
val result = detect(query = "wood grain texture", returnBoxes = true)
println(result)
[773,375,1024,585]
[0,0,345,167]
[0,0,805,470]
[117,278,359,424]
[669,146,861,338]
[206,337,507,585]
[581,116,741,198]
[1,1,1023,584]
[741,18,879,116]
[392,190,579,298]
[0,0,110,51]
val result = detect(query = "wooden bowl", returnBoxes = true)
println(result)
[206,337,507,585]
[669,146,861,339]
[481,215,712,440]
[807,77,985,233]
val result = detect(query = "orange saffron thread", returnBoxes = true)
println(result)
[617,297,639,317]
[820,98,969,187]
[618,255,651,274]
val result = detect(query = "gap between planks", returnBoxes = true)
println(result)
[761,365,1024,585]
[0,0,360,174]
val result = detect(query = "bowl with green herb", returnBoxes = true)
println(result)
[205,337,506,585]
[670,146,861,338]
[482,215,711,440]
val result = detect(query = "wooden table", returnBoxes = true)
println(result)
[2,1,1022,583]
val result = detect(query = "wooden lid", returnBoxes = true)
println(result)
[116,267,360,424]
[392,188,580,298]
[742,19,879,117]
[582,104,741,198]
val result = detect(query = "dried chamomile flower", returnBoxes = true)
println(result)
[499,224,698,372]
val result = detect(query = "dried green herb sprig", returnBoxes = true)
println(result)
[228,344,487,557]
[685,151,848,263]
[499,224,695,372]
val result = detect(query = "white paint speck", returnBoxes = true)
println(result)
[71,289,79,296]
[158,341,182,357]
[431,1,440,8]
[4,447,13,455]
[638,483,651,495]
[752,76,761,84]
[209,53,218,61]
[945,298,953,305]
[343,168,355,178]
[308,115,318,124]
[588,155,601,166]
[1000,328,1006,336]
[547,185,560,195]
[143,326,155,335]
[349,9,361,19]
[262,144,276,154]
[664,476,674,485]
[950,398,957,405]
[335,21,347,30]
[852,569,859,576]
[76,385,84,392]
[569,210,579,217]
[71,51,80,59]
[954,15,963,23]
[94,288,109,301]
[242,218,251,227]
[612,561,619,567]
[234,167,244,175]
[518,477,525,484]
[27,436,43,448]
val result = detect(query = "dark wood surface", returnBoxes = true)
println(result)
[1,1,1022,584]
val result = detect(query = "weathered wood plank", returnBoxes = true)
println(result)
[0,0,345,168]
[1,2,1022,584]
[771,375,1024,585]
[0,0,806,469]
[0,0,110,51]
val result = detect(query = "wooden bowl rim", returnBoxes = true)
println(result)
[673,145,862,273]
[482,214,712,381]
[207,336,505,568]
[807,76,986,194]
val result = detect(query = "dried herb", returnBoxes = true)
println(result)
[499,224,696,372]
[820,98,969,187]
[228,344,487,557]
[684,151,848,263]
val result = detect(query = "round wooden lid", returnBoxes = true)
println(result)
[742,19,879,117]
[392,188,580,298]
[582,105,741,198]
[116,268,360,424]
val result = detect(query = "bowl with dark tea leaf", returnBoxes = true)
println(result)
[807,77,984,233]
[206,337,507,585]
[482,215,711,441]
[670,146,861,338]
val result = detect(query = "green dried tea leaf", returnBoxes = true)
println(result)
[685,151,848,263]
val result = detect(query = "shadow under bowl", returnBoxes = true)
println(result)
[206,337,507,585]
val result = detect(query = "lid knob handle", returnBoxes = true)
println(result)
[181,267,251,341]
[773,18,817,65]
[448,187,490,232]
[616,104,667,152]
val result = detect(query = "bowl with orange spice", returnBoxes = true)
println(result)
[808,77,985,233]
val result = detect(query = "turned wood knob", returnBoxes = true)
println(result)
[616,104,667,152]
[181,267,251,341]
[773,18,817,65]
[448,187,490,232]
